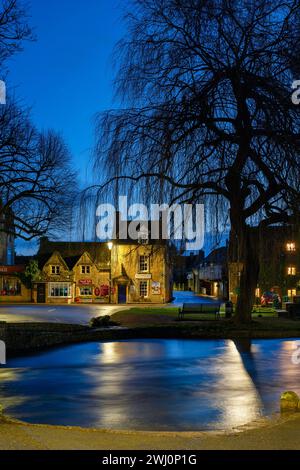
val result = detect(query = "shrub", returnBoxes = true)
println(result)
[89,315,117,328]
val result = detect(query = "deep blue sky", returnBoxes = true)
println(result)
[8,0,124,186]
[8,0,226,256]
[7,0,126,254]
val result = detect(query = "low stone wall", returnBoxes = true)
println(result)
[0,322,133,356]
[1,322,300,357]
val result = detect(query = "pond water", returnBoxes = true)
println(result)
[1,338,300,431]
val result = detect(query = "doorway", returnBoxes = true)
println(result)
[118,285,127,304]
[37,283,46,303]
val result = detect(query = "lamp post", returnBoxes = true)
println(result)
[108,242,113,303]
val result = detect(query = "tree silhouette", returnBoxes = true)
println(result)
[93,0,300,322]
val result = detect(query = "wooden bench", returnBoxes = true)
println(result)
[178,303,221,320]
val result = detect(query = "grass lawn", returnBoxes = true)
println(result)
[110,306,300,337]
[112,306,277,327]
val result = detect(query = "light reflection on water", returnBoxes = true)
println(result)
[0,338,300,431]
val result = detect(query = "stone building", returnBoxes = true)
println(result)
[0,211,31,303]
[0,212,15,266]
[197,247,228,299]
[34,237,172,304]
[228,225,300,304]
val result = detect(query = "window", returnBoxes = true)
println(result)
[288,289,297,298]
[139,255,149,272]
[51,265,60,275]
[49,283,71,298]
[139,281,148,297]
[81,265,91,274]
[80,287,93,296]
[0,277,21,296]
[287,266,296,275]
[286,242,296,252]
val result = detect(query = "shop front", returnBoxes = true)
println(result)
[76,279,94,303]
[0,265,31,302]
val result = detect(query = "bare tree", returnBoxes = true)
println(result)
[0,102,78,240]
[0,0,33,67]
[0,1,78,241]
[91,0,300,323]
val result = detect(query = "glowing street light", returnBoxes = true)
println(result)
[107,242,113,302]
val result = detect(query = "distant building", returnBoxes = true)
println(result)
[0,211,15,265]
[173,251,204,291]
[197,247,228,299]
[0,212,31,302]
[228,225,300,304]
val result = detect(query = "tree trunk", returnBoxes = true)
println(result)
[232,225,260,324]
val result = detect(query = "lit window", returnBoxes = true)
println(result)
[51,265,60,275]
[49,283,71,297]
[81,265,91,274]
[286,242,296,252]
[139,255,149,272]
[80,287,93,296]
[287,289,297,298]
[0,277,21,296]
[287,266,296,275]
[139,281,148,297]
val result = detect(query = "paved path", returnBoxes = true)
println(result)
[0,291,217,324]
[0,304,128,325]
[0,414,300,450]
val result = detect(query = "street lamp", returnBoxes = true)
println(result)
[108,242,113,303]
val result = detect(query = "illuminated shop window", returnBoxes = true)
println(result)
[49,283,71,297]
[80,287,93,296]
[286,242,296,252]
[0,277,21,296]
[287,289,297,298]
[287,266,296,276]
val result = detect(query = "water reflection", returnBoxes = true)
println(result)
[0,339,300,431]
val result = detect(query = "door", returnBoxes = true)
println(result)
[37,283,46,303]
[118,285,127,304]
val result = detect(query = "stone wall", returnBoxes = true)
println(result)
[0,322,133,355]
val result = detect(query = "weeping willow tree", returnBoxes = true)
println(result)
[89,0,300,323]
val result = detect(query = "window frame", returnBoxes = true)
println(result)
[287,266,296,276]
[51,265,60,275]
[81,265,91,275]
[79,286,93,296]
[48,282,72,298]
[139,255,149,273]
[139,280,148,297]
[287,288,297,298]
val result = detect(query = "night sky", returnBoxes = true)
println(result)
[7,0,226,255]
[7,0,124,186]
